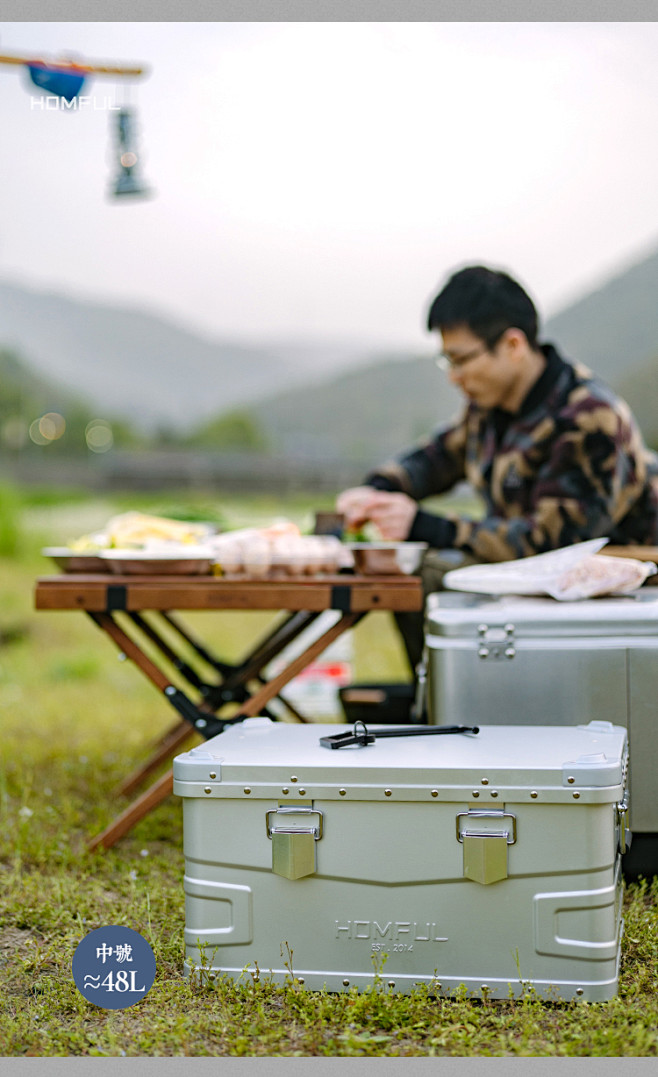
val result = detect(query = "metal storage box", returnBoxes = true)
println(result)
[424,591,658,843]
[173,717,627,1001]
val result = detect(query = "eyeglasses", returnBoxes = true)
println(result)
[437,348,488,379]
[435,343,491,373]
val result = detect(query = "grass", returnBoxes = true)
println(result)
[0,486,657,1057]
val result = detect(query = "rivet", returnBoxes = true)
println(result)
[339,789,346,796]
[387,981,395,988]
[567,776,575,784]
[343,979,350,986]
[431,790,438,798]
[384,789,392,797]
[530,791,538,799]
[490,791,499,798]
[299,788,306,796]
[472,791,480,798]
[481,984,489,992]
[576,988,584,997]
[209,772,216,779]
[481,778,489,786]
[244,788,251,795]
[573,792,580,799]
[297,978,305,985]
[282,788,289,795]
[203,787,212,795]
[290,776,298,783]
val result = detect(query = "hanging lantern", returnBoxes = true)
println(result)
[110,108,151,198]
[0,49,152,197]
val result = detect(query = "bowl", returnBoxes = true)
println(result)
[346,542,427,575]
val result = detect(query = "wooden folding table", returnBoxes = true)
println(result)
[35,572,423,850]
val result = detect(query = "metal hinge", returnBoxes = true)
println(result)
[477,623,516,661]
[616,793,631,855]
[266,806,324,880]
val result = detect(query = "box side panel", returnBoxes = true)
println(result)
[180,796,621,1001]
[628,650,658,832]
[427,643,628,731]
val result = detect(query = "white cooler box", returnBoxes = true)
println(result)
[423,591,658,856]
[173,717,628,1001]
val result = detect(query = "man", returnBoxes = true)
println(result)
[337,264,658,671]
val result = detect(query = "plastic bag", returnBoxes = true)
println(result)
[545,554,657,600]
[443,538,657,600]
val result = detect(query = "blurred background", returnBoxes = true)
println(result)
[0,20,657,496]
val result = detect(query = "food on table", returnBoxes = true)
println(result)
[344,521,384,543]
[210,524,351,577]
[51,513,352,577]
[68,511,213,551]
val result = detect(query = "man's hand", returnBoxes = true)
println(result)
[335,486,383,530]
[365,491,418,541]
[336,487,418,540]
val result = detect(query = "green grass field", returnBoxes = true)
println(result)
[1,487,657,1057]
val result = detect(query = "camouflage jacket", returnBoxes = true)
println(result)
[365,344,658,562]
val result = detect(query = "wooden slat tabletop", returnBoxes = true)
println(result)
[604,546,658,561]
[34,573,424,613]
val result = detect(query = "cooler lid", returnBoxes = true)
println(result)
[425,590,658,638]
[173,717,626,798]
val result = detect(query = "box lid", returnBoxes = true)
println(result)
[425,590,658,639]
[173,717,626,802]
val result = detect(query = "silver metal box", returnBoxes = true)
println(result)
[424,590,658,836]
[173,717,627,1001]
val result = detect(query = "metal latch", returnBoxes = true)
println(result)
[616,793,631,854]
[477,623,516,661]
[266,806,323,880]
[456,809,517,885]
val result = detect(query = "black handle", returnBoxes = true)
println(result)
[320,720,479,750]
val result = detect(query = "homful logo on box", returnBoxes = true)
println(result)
[335,920,448,943]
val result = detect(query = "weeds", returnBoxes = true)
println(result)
[0,490,656,1056]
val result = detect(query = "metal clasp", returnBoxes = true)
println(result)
[456,809,517,844]
[266,806,324,840]
[477,623,516,660]
[456,809,517,885]
[266,807,324,880]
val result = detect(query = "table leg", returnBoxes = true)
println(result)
[87,770,174,852]
[115,721,199,796]
[232,612,362,719]
[87,610,361,849]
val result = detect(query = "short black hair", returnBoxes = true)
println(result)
[426,265,539,349]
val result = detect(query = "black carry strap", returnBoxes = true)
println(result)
[320,720,479,749]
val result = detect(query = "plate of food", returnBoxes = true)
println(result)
[41,547,111,573]
[98,546,215,576]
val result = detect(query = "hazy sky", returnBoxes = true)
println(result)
[1,19,658,351]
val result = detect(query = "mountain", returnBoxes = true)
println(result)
[0,281,294,432]
[542,247,658,385]
[246,354,464,465]
[0,280,393,433]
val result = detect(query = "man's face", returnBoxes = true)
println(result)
[437,325,521,410]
